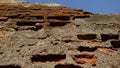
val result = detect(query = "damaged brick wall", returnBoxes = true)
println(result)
[0,3,91,31]
[0,2,120,68]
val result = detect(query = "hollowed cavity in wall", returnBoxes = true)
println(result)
[0,65,21,68]
[47,16,70,20]
[101,34,118,41]
[31,54,66,64]
[111,41,120,48]
[16,22,36,26]
[50,22,67,27]
[35,25,43,31]
[55,64,83,68]
[77,34,97,40]
[77,46,97,52]
[63,40,75,43]
[74,15,90,19]
[7,15,19,19]
[36,16,44,19]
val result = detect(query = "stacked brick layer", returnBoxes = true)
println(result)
[0,3,91,31]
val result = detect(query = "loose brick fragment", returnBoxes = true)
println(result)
[97,48,117,54]
[72,55,96,64]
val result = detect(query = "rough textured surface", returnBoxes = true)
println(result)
[0,2,120,68]
[0,0,27,3]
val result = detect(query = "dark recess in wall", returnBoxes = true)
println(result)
[77,46,97,52]
[16,22,36,26]
[55,64,83,68]
[47,16,70,20]
[31,54,66,63]
[0,65,21,68]
[101,34,118,41]
[77,34,97,40]
[111,40,120,48]
[50,22,68,26]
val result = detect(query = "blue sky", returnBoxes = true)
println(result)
[28,0,120,14]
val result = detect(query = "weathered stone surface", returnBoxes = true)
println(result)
[0,2,120,68]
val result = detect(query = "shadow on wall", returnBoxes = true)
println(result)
[55,64,83,68]
[0,65,21,68]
